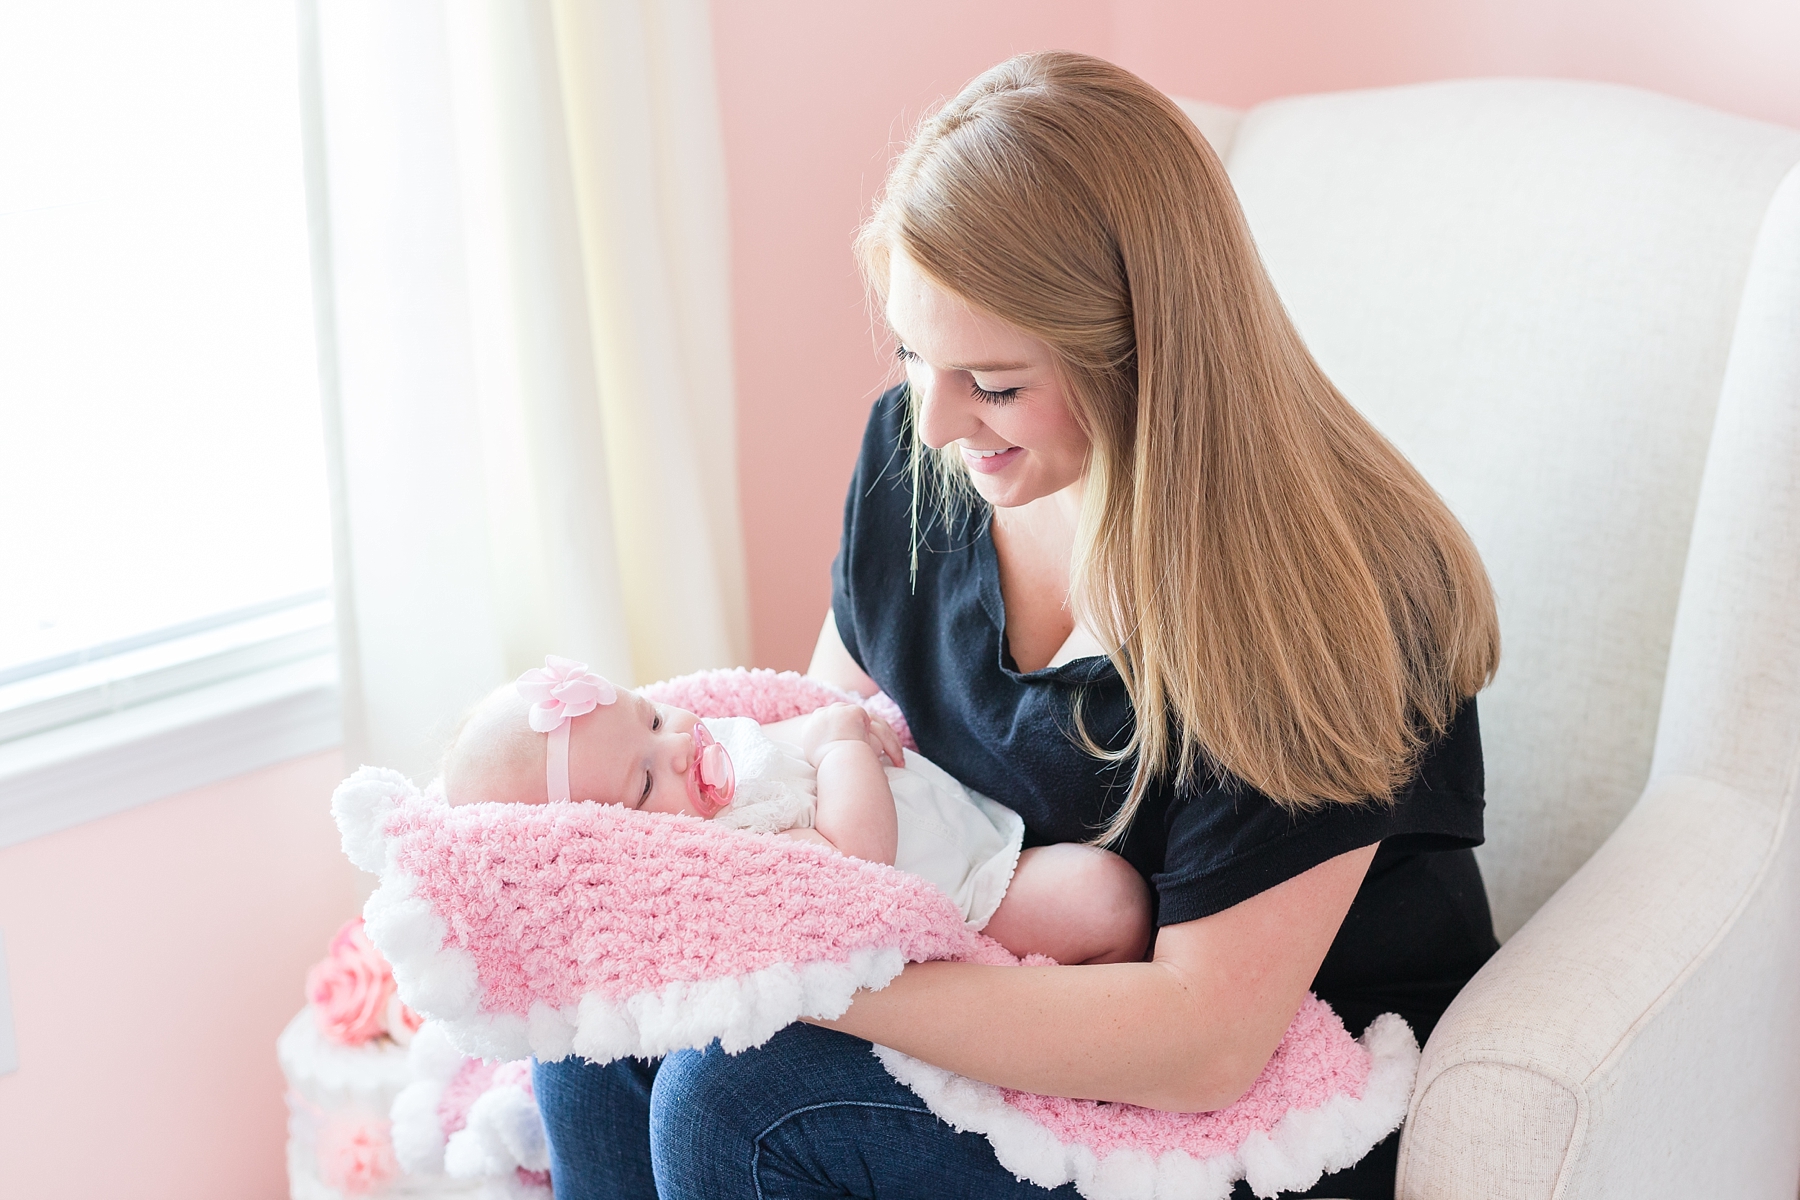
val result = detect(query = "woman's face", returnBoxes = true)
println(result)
[885,249,1089,508]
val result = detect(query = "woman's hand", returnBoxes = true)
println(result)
[814,841,1379,1113]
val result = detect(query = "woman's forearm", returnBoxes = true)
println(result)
[816,958,1273,1113]
[816,843,1377,1113]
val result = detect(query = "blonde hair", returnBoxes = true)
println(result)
[857,52,1499,840]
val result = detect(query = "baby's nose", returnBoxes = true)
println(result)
[669,734,694,773]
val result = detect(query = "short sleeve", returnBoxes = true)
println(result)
[1150,701,1487,926]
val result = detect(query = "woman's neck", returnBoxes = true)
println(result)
[990,484,1097,673]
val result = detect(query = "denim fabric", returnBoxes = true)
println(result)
[532,1042,661,1198]
[535,1023,1078,1199]
[532,1023,1395,1199]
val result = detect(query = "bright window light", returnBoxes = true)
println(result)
[0,2,332,693]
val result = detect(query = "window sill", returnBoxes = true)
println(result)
[0,654,341,850]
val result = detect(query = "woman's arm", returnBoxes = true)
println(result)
[816,841,1378,1113]
[808,612,879,697]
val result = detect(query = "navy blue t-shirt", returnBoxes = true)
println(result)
[831,386,1499,1040]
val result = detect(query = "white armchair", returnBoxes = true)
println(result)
[1175,80,1800,1197]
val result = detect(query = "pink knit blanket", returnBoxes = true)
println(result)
[333,668,1418,1200]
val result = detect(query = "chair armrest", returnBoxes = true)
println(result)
[1396,771,1800,1199]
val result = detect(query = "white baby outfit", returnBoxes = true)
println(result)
[701,716,1025,930]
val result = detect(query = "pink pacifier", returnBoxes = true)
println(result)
[691,723,735,816]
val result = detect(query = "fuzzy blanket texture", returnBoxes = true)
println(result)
[334,668,1418,1200]
[390,1022,552,1200]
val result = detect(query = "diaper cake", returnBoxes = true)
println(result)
[280,919,549,1199]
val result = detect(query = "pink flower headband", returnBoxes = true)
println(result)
[516,656,617,804]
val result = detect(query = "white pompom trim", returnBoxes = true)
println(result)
[388,1022,468,1176]
[445,1083,550,1177]
[330,765,413,873]
[872,1012,1419,1200]
[389,1077,449,1176]
[408,938,904,1064]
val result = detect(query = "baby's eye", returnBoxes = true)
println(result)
[640,770,653,802]
[651,712,662,732]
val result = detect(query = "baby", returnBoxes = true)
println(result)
[442,657,1150,966]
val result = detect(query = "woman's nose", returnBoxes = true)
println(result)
[909,363,979,449]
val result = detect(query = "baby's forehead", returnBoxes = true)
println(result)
[581,689,649,739]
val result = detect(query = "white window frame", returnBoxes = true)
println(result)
[0,596,341,849]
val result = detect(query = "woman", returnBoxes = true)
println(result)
[535,52,1501,1199]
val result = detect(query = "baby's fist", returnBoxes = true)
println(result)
[800,703,870,761]
[800,703,903,768]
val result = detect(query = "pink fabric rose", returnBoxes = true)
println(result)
[306,919,394,1046]
[517,655,617,732]
[317,1117,398,1194]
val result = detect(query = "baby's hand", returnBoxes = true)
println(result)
[862,711,905,767]
[801,703,904,769]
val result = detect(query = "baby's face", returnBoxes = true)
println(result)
[445,687,711,816]
[565,691,709,817]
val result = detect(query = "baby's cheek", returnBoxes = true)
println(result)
[642,792,702,819]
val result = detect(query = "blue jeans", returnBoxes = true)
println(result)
[532,1022,1395,1199]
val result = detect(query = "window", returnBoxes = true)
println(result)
[0,1,338,844]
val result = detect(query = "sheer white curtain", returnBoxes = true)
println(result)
[301,0,747,778]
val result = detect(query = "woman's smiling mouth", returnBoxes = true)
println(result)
[961,445,1022,473]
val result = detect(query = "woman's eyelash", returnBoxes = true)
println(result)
[896,344,1021,405]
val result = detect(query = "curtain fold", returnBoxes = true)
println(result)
[551,0,748,686]
[304,0,746,779]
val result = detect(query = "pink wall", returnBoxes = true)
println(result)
[0,751,358,1200]
[1113,0,1800,128]
[715,0,1800,671]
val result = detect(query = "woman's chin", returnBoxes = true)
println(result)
[969,472,1049,510]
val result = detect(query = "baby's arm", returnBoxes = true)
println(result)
[782,704,899,865]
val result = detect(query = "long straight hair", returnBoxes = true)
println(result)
[857,53,1499,839]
